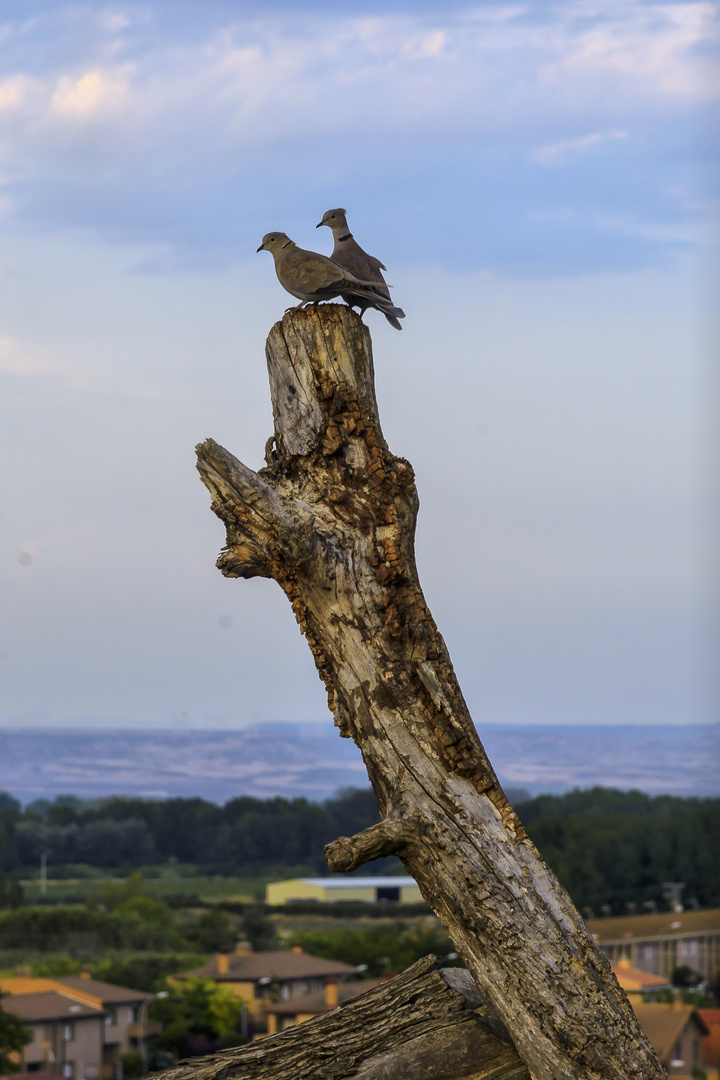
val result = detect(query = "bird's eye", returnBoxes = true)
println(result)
[269,236,275,242]
[330,215,335,219]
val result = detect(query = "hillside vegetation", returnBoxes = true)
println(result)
[0,787,717,915]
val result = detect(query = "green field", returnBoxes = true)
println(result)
[19,867,308,905]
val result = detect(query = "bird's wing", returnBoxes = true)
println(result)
[285,249,348,293]
[364,254,388,273]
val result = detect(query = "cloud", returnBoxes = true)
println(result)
[0,337,57,376]
[0,74,35,111]
[51,66,132,119]
[557,2,720,96]
[535,130,629,164]
[0,2,713,276]
[1,4,715,148]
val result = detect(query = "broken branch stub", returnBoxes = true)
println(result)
[196,304,664,1080]
[156,957,530,1080]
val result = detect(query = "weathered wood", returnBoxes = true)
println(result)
[196,304,664,1080]
[156,957,530,1080]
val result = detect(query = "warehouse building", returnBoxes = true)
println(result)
[266,876,422,905]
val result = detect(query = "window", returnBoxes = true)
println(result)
[104,1009,117,1028]
[61,1024,74,1042]
[61,1063,73,1079]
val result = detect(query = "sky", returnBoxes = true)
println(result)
[1,1,718,731]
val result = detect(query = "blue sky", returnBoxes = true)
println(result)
[1,1,717,730]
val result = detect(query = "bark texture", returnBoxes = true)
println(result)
[196,304,664,1080]
[157,957,530,1080]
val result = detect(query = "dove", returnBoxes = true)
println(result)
[257,233,405,328]
[316,208,405,331]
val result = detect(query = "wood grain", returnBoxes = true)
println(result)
[195,304,664,1080]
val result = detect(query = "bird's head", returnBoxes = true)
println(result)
[316,208,348,229]
[257,232,293,253]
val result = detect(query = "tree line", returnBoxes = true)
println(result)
[0,787,718,914]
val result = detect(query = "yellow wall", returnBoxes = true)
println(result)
[220,981,269,1017]
[400,885,422,902]
[266,880,326,904]
[266,879,422,905]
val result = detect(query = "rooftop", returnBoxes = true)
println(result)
[4,992,104,1024]
[632,1003,709,1061]
[52,976,151,1004]
[611,961,669,991]
[291,877,417,889]
[180,951,355,983]
[0,975,150,1006]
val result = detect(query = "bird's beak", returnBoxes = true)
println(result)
[315,221,323,228]
[256,244,265,252]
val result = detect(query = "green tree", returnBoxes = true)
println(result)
[150,979,244,1057]
[240,907,277,952]
[184,908,237,953]
[90,954,207,994]
[0,870,23,909]
[33,956,82,977]
[0,990,32,1074]
[298,920,454,977]
[101,871,146,910]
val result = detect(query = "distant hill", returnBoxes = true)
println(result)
[0,723,716,804]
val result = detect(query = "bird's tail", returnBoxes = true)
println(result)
[383,310,403,331]
[376,298,405,330]
[354,286,405,329]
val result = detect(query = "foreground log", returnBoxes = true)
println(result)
[158,957,529,1080]
[196,305,663,1080]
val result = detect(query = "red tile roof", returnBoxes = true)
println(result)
[179,951,355,983]
[4,992,104,1023]
[611,963,669,990]
[698,1009,720,1067]
[632,1004,709,1062]
[52,976,150,1004]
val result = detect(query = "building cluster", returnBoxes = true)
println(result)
[0,974,152,1080]
[1,887,719,1080]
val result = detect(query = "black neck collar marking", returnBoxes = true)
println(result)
[338,232,353,242]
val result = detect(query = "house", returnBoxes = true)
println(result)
[264,977,380,1035]
[2,991,105,1079]
[610,958,670,997]
[631,1003,709,1079]
[698,1009,720,1070]
[51,977,154,1078]
[266,876,422,905]
[0,976,152,1080]
[586,907,720,983]
[176,943,356,1018]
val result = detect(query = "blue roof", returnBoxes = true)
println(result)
[298,877,417,888]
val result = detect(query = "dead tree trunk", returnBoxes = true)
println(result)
[158,957,529,1080]
[196,304,663,1080]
